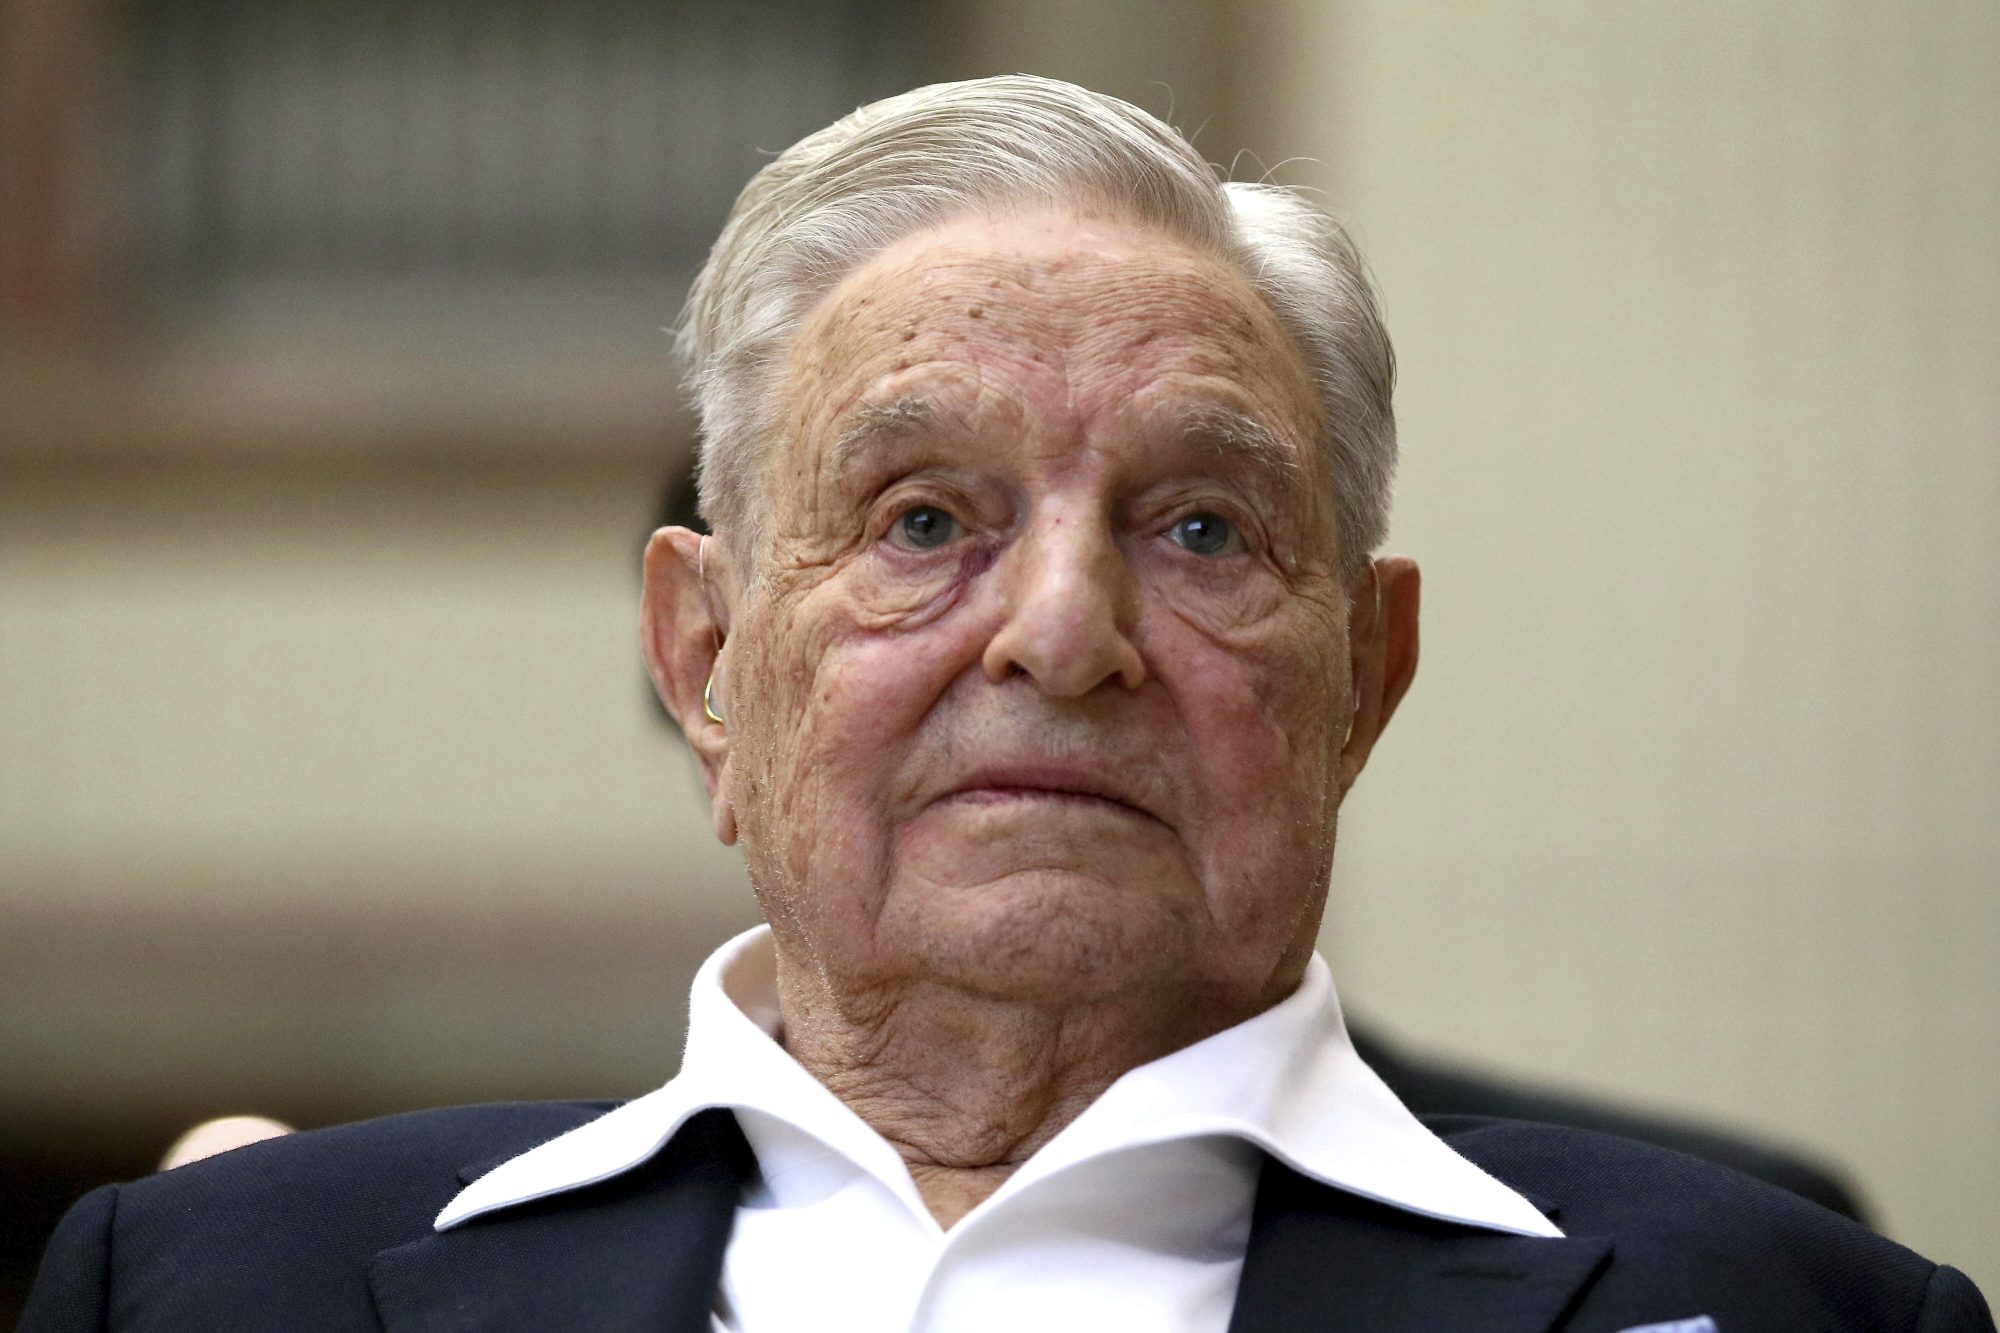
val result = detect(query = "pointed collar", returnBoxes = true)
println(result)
[437,925,1560,1241]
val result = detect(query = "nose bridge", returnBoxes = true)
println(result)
[983,501,1145,695]
[1021,506,1122,630]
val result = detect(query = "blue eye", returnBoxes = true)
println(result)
[1169,511,1236,557]
[890,504,961,550]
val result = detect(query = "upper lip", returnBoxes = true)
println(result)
[936,760,1163,822]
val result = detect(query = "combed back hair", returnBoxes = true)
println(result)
[678,74,1396,579]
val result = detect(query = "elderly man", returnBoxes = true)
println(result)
[23,76,1992,1333]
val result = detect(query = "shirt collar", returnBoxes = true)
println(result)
[436,925,1560,1240]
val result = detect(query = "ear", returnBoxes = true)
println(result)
[1337,555,1420,795]
[640,526,739,845]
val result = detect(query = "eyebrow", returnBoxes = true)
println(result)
[829,394,949,473]
[826,392,1305,484]
[1165,404,1303,483]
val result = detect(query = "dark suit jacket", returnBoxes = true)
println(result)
[1348,1022,1872,1223]
[22,1102,1992,1332]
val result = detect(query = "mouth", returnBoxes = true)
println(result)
[934,763,1161,824]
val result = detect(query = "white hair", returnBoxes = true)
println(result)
[677,75,1395,578]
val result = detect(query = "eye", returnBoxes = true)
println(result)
[1167,511,1239,557]
[887,503,962,551]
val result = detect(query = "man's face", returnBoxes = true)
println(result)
[720,208,1357,1019]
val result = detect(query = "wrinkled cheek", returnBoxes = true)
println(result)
[734,703,881,939]
[847,564,968,632]
[737,636,923,903]
[1199,766,1337,956]
[1176,613,1347,774]
[1160,579,1289,639]
[1189,647,1346,912]
[720,613,819,876]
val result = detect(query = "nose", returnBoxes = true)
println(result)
[982,511,1146,696]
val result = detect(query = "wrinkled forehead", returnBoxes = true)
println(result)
[775,209,1327,483]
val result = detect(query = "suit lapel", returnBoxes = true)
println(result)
[1227,1158,1613,1333]
[369,1107,751,1333]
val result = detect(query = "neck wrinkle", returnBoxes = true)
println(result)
[771,964,1253,1227]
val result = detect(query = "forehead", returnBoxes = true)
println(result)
[780,208,1323,465]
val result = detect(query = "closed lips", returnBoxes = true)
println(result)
[938,765,1161,822]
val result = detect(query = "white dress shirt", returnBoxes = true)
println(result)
[437,926,1561,1332]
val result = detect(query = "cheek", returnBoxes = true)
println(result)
[729,629,915,937]
[807,640,947,753]
[1153,568,1348,763]
[846,542,999,632]
[1158,577,1287,637]
[738,592,984,826]
[1164,615,1348,880]
[739,617,988,935]
[1136,542,1306,641]
[1192,658,1337,808]
[1184,718,1339,958]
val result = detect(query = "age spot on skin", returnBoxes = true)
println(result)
[967,306,985,319]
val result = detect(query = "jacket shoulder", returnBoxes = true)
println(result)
[1353,1022,1870,1220]
[22,1100,615,1333]
[1426,1115,1994,1331]
[115,1099,618,1238]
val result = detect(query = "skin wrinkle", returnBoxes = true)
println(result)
[652,206,1416,1229]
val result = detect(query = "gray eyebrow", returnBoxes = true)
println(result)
[1167,404,1303,481]
[830,394,946,470]
[828,394,1304,482]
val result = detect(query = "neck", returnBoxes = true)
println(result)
[774,969,1247,1229]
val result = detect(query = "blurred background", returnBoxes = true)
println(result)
[3,0,1996,1316]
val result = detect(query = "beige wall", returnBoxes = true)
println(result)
[1254,0,1999,1286]
[0,451,763,1134]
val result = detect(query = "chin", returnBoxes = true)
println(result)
[878,869,1196,1004]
